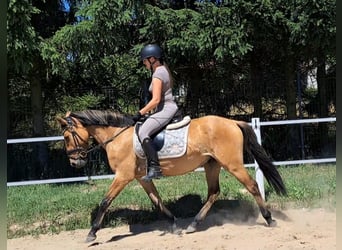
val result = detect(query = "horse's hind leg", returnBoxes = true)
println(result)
[186,159,221,233]
[137,178,180,234]
[224,163,276,227]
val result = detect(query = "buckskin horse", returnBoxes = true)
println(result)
[57,110,286,242]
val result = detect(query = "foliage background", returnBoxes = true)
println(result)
[7,0,336,181]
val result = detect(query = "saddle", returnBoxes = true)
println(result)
[133,115,191,159]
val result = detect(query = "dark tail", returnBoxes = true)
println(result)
[237,122,287,196]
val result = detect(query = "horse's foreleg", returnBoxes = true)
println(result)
[86,197,112,242]
[86,177,130,242]
[137,178,180,234]
[186,160,221,233]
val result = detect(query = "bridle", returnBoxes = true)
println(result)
[63,117,90,160]
[63,116,130,160]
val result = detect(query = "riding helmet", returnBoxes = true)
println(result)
[140,44,163,61]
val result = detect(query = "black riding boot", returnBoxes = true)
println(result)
[141,138,163,182]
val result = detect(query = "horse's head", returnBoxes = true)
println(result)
[56,112,90,168]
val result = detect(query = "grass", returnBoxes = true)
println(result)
[7,164,336,239]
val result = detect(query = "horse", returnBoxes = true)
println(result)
[57,109,287,242]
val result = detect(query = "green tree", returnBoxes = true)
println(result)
[41,0,146,114]
[7,0,80,180]
[138,2,253,116]
[7,0,335,181]
[7,0,45,179]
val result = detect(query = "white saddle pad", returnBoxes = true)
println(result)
[133,123,190,159]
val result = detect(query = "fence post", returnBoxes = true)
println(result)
[251,117,265,200]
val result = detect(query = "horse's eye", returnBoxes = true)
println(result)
[64,136,71,143]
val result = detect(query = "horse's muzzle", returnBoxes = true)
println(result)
[69,158,88,168]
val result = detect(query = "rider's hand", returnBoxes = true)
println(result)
[131,112,143,124]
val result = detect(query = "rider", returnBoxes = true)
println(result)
[132,44,179,181]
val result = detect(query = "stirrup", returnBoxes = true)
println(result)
[141,168,163,182]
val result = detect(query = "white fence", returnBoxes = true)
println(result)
[250,117,336,199]
[7,117,336,198]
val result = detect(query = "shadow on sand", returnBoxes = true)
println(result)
[88,194,289,247]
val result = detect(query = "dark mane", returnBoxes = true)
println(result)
[69,110,133,127]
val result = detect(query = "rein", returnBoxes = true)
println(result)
[64,116,130,159]
[87,125,130,153]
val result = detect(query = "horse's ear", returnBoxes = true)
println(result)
[56,111,71,126]
[56,116,67,126]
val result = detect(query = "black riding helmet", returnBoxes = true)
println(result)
[140,44,163,61]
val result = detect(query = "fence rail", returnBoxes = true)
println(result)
[7,117,336,190]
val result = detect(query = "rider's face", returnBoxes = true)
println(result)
[143,59,149,68]
[142,57,154,70]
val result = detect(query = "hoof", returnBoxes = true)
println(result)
[171,223,182,235]
[185,223,197,234]
[267,219,277,227]
[85,233,97,243]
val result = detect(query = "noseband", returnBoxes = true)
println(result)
[63,117,91,160]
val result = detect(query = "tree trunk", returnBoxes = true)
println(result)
[316,50,329,155]
[250,53,263,118]
[186,66,203,117]
[317,52,328,118]
[30,74,49,179]
[285,56,297,120]
[284,54,300,159]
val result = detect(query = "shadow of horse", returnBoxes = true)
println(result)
[88,194,289,246]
